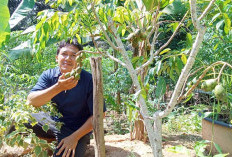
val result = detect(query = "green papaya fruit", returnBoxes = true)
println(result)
[201,79,217,92]
[64,72,71,79]
[147,26,152,32]
[74,73,80,80]
[76,67,82,74]
[76,56,81,62]
[80,53,86,60]
[70,69,76,76]
[77,62,83,68]
[214,84,227,102]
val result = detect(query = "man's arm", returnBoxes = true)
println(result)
[27,75,78,107]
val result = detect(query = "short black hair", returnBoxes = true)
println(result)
[57,38,83,55]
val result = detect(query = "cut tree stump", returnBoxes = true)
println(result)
[90,57,106,157]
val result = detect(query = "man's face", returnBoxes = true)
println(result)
[56,45,79,74]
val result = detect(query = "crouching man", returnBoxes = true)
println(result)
[27,38,106,157]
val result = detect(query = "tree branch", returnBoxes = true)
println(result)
[155,11,188,55]
[179,67,204,99]
[190,0,201,30]
[136,11,188,74]
[146,2,160,45]
[136,25,159,74]
[198,0,216,21]
[91,2,119,51]
[217,64,226,83]
[104,52,127,67]
[77,50,102,55]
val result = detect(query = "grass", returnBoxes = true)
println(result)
[162,107,202,135]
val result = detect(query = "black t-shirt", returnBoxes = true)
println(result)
[31,67,106,131]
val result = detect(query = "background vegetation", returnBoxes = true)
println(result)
[0,0,232,156]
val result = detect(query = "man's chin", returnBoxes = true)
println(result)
[60,67,72,73]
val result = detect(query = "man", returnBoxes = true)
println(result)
[27,38,106,157]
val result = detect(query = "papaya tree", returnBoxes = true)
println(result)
[17,0,217,156]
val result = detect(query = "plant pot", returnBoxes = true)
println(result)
[202,116,232,156]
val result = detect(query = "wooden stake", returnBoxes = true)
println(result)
[90,57,105,157]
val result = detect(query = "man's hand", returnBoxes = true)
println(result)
[57,74,78,91]
[56,134,79,157]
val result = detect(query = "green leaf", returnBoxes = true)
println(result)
[216,20,224,30]
[68,0,74,6]
[155,76,166,99]
[183,93,193,103]
[210,13,220,24]
[21,25,36,35]
[167,145,190,155]
[213,154,229,157]
[186,33,192,47]
[75,34,81,43]
[16,135,22,143]
[223,13,231,34]
[181,54,187,64]
[172,22,179,32]
[9,40,31,60]
[0,0,10,46]
[41,151,49,157]
[142,0,157,11]
[42,124,49,133]
[122,28,126,36]
[162,0,186,15]
[176,57,183,74]
[34,146,42,156]
[213,143,222,154]
[9,0,35,29]
[213,43,219,50]
[160,48,171,55]
[10,136,17,146]
[155,61,162,75]
[194,140,208,157]
[0,0,10,32]
[140,88,147,100]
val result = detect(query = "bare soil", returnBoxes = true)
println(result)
[0,132,202,157]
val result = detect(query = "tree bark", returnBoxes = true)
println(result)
[132,41,148,141]
[113,50,121,113]
[90,57,106,157]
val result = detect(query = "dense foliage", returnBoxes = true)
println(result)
[0,0,232,156]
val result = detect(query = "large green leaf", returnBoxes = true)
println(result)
[0,0,10,32]
[34,145,42,156]
[9,0,35,29]
[9,40,31,59]
[162,0,186,15]
[142,0,157,11]
[155,76,166,99]
[223,13,231,34]
[0,0,10,46]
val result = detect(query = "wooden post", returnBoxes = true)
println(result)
[90,57,106,157]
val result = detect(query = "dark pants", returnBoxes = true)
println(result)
[26,112,90,157]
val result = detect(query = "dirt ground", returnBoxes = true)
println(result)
[85,133,201,157]
[0,132,202,157]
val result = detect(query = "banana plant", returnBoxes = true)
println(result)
[0,0,10,47]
